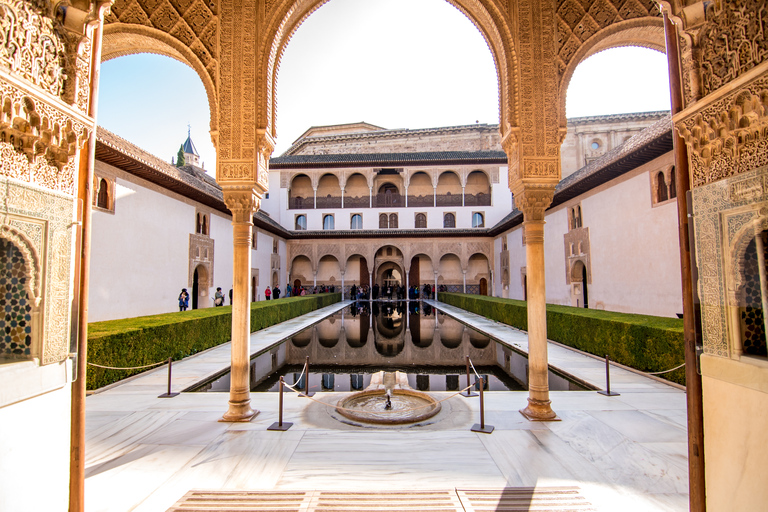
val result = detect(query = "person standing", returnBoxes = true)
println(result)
[178,288,189,311]
[214,287,225,306]
[264,286,271,300]
[273,285,281,299]
[286,283,292,297]
[229,288,233,305]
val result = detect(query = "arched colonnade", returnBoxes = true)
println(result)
[288,240,493,298]
[98,0,668,423]
[287,168,494,209]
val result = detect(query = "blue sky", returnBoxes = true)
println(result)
[97,0,670,173]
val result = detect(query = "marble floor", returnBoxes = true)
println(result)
[85,300,689,512]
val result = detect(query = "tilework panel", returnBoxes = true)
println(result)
[0,239,32,357]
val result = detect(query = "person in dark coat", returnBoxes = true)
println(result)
[273,285,281,299]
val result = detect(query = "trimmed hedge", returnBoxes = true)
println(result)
[439,293,686,386]
[87,293,341,390]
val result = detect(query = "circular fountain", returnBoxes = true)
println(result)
[335,371,441,425]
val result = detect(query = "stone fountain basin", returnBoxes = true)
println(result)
[335,388,442,425]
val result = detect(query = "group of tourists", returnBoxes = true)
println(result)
[345,282,439,301]
[178,282,341,310]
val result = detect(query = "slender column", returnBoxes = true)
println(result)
[70,5,110,511]
[313,187,317,209]
[313,271,317,288]
[405,268,409,298]
[519,218,557,421]
[369,187,373,208]
[341,270,345,300]
[434,271,438,301]
[462,186,465,207]
[462,270,467,293]
[433,186,437,207]
[369,272,373,296]
[340,187,345,208]
[221,189,259,422]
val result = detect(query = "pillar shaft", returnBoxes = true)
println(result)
[221,190,258,422]
[521,220,556,419]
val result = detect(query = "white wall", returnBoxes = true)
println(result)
[495,152,682,317]
[0,383,71,511]
[90,164,233,321]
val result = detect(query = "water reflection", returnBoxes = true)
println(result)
[193,302,588,393]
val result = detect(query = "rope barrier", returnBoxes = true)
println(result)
[646,362,685,375]
[87,360,167,370]
[283,381,476,416]
[468,359,482,380]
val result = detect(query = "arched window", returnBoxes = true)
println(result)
[273,239,278,253]
[379,213,388,228]
[389,213,398,229]
[444,213,456,228]
[502,238,508,251]
[415,213,427,229]
[657,171,668,202]
[576,206,582,228]
[196,213,202,234]
[295,215,307,230]
[351,214,362,229]
[252,232,257,249]
[201,215,208,235]
[472,212,484,228]
[669,167,677,199]
[323,214,334,230]
[97,178,109,209]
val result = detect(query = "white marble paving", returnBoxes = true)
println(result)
[84,299,689,511]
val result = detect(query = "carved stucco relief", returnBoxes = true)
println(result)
[2,177,74,365]
[691,166,768,358]
[188,232,214,289]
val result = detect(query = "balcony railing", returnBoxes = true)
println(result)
[407,195,434,207]
[375,193,404,207]
[315,195,342,208]
[288,197,314,210]
[343,196,370,208]
[436,193,462,206]
[463,192,491,206]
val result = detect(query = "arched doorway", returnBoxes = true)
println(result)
[479,278,488,296]
[192,264,208,309]
[571,260,588,309]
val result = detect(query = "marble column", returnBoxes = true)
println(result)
[462,270,467,293]
[341,270,345,300]
[434,271,438,301]
[514,187,558,421]
[221,188,259,422]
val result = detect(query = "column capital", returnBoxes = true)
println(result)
[223,187,259,224]
[512,183,557,222]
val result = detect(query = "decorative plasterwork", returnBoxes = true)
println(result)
[2,177,74,365]
[510,183,557,222]
[675,64,768,188]
[104,0,218,88]
[222,187,258,223]
[188,232,214,288]
[691,166,768,358]
[564,227,591,285]
[0,223,42,305]
[696,0,768,98]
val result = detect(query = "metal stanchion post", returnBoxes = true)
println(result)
[268,377,293,431]
[158,358,180,398]
[471,377,494,433]
[464,355,478,397]
[299,356,315,397]
[598,354,620,397]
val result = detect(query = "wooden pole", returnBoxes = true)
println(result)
[664,11,706,512]
[69,4,109,511]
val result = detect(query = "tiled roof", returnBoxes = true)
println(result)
[270,150,508,168]
[488,115,674,235]
[566,110,669,126]
[96,127,226,213]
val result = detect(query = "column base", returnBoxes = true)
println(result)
[519,397,560,422]
[220,400,259,423]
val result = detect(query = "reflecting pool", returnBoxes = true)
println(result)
[192,302,588,393]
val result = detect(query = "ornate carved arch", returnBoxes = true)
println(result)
[260,0,518,140]
[102,24,218,134]
[728,214,768,306]
[557,16,665,126]
[0,224,42,307]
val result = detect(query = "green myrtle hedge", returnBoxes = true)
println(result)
[439,293,685,386]
[87,293,341,390]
